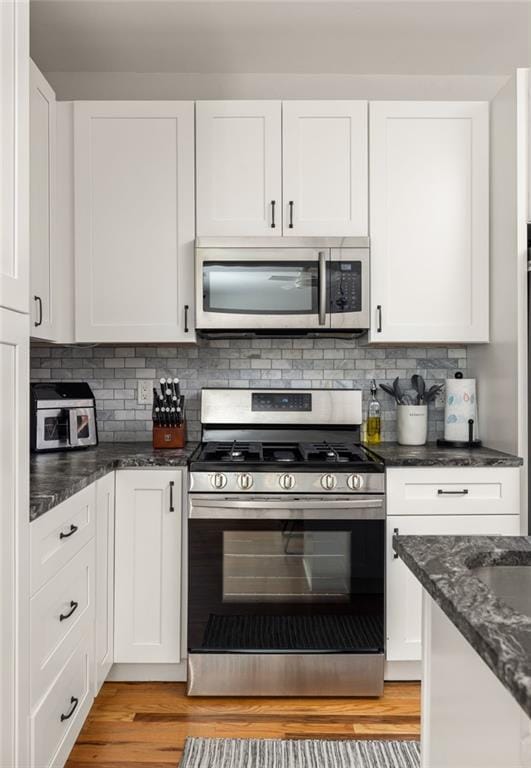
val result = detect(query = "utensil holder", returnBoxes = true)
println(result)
[152,424,187,449]
[397,405,427,446]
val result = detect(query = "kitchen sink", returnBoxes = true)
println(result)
[472,564,531,618]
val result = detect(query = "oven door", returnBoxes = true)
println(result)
[195,248,329,330]
[188,494,384,656]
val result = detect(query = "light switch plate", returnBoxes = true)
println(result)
[137,380,152,405]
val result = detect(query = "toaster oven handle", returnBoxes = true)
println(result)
[68,410,80,448]
[318,251,327,326]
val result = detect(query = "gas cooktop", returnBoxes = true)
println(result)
[190,439,383,473]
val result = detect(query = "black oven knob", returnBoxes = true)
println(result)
[347,473,364,490]
[320,473,337,491]
[237,473,254,490]
[279,473,295,490]
[211,473,227,490]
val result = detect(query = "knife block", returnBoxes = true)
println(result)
[152,423,187,449]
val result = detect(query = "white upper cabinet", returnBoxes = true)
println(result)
[74,101,195,342]
[369,101,489,344]
[282,101,368,236]
[30,61,56,339]
[196,101,282,236]
[0,0,29,313]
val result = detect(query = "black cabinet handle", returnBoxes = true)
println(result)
[169,480,175,512]
[184,305,189,333]
[59,524,78,540]
[34,295,43,327]
[393,527,399,559]
[376,305,382,333]
[60,696,79,722]
[288,201,294,229]
[271,200,276,229]
[437,489,469,496]
[59,600,79,622]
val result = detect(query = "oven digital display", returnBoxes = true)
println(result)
[252,393,312,412]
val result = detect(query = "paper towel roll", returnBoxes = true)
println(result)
[444,378,479,442]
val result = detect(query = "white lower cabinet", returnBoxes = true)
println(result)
[94,472,115,693]
[114,470,183,663]
[30,634,93,768]
[386,467,521,663]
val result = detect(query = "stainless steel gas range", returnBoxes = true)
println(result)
[187,388,385,697]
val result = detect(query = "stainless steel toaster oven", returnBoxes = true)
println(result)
[30,382,98,452]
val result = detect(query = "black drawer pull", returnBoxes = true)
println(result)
[288,200,294,229]
[34,295,43,327]
[376,305,382,333]
[59,524,78,540]
[271,200,276,228]
[59,600,79,622]
[60,696,79,722]
[437,489,469,496]
[184,304,189,333]
[393,527,399,559]
[169,480,175,512]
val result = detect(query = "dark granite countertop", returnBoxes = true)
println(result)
[394,534,531,718]
[365,442,523,467]
[30,442,198,521]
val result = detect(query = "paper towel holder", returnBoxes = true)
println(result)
[437,418,483,449]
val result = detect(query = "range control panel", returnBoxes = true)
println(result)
[329,261,362,313]
[252,392,312,412]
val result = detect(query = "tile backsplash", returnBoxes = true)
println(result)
[30,338,467,443]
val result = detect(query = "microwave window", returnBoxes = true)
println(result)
[203,262,318,314]
[43,416,68,441]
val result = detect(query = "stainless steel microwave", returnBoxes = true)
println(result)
[195,237,370,332]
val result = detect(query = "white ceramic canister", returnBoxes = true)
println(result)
[444,378,478,442]
[397,405,428,446]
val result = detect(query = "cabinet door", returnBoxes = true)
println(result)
[196,101,281,236]
[94,472,114,693]
[282,101,368,236]
[0,0,29,313]
[114,470,182,663]
[74,102,195,342]
[370,101,489,343]
[30,61,56,339]
[0,308,29,767]
[386,514,520,662]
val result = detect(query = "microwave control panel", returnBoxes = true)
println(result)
[329,261,362,313]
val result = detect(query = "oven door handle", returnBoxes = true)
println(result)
[189,496,384,520]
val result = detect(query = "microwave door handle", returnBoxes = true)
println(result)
[318,251,327,325]
[68,410,79,448]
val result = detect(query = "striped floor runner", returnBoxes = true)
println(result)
[180,737,420,767]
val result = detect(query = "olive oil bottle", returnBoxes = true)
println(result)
[366,379,382,444]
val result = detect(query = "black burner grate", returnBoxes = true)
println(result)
[201,613,384,652]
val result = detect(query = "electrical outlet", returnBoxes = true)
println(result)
[137,380,152,405]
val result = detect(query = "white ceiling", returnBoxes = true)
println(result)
[30,0,531,76]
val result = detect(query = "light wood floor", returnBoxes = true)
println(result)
[66,681,421,767]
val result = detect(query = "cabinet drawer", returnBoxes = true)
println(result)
[387,468,520,517]
[31,540,95,707]
[30,636,93,768]
[31,483,96,594]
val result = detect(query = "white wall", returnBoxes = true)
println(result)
[44,71,507,102]
[467,68,529,527]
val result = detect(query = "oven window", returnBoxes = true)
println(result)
[43,415,68,441]
[203,262,318,314]
[223,529,350,603]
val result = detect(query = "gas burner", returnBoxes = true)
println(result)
[201,441,264,463]
[299,442,365,464]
